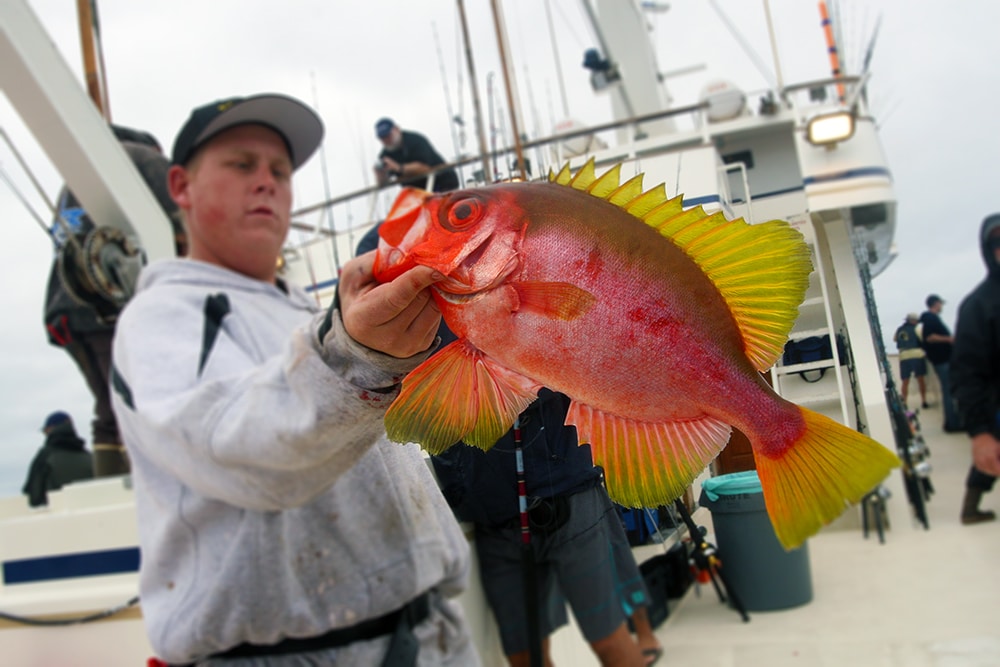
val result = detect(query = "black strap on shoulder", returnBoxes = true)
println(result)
[111,364,135,410]
[199,293,231,376]
[317,288,341,344]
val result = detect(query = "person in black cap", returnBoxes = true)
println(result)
[42,125,187,478]
[110,94,476,666]
[373,117,459,193]
[22,411,93,507]
[920,293,961,432]
[951,213,1000,525]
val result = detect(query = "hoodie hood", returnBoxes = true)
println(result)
[980,213,1000,278]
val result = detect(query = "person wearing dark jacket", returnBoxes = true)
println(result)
[22,411,93,507]
[373,118,459,193]
[43,125,186,477]
[951,213,1000,524]
[920,294,961,432]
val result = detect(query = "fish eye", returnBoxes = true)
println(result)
[443,197,484,231]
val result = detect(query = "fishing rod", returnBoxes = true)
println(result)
[673,498,749,623]
[513,417,544,667]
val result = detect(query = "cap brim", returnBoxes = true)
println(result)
[193,94,323,170]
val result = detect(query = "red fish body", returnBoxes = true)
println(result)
[374,160,898,549]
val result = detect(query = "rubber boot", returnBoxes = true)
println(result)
[960,487,996,525]
[93,443,130,477]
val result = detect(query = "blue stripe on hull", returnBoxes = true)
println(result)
[4,547,140,584]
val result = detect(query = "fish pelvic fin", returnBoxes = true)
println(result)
[567,401,731,507]
[548,158,812,371]
[385,340,539,454]
[755,407,900,550]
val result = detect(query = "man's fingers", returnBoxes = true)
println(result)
[381,266,443,315]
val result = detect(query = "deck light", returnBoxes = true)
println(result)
[806,110,855,146]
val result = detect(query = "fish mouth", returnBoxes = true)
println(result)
[373,189,436,282]
[432,286,484,305]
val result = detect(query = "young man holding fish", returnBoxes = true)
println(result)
[110,94,477,666]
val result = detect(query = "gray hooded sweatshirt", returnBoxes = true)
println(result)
[111,259,473,665]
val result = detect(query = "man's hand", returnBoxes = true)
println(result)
[971,432,1000,476]
[337,251,442,358]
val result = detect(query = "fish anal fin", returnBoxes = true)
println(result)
[513,281,597,321]
[384,340,539,454]
[567,402,731,507]
[755,407,900,550]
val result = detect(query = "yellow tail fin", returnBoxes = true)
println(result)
[755,407,900,549]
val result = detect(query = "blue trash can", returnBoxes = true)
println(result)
[699,471,813,611]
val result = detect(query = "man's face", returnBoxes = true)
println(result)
[168,125,293,282]
[379,126,402,151]
[989,228,1000,263]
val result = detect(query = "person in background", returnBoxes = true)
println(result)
[43,125,187,477]
[920,294,962,432]
[431,392,664,667]
[111,94,476,666]
[951,214,1000,525]
[22,411,93,507]
[357,224,663,667]
[373,117,459,193]
[893,312,929,409]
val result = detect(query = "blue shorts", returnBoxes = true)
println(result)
[900,357,927,379]
[474,485,649,655]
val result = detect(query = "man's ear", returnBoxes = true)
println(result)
[167,164,191,209]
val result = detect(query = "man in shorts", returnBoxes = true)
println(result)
[893,312,929,409]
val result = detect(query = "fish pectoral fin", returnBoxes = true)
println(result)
[384,339,540,454]
[755,407,900,550]
[512,281,597,321]
[567,402,731,507]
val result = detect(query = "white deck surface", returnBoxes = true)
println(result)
[538,381,1000,667]
[649,399,1000,667]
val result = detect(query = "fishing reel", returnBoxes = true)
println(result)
[56,226,146,323]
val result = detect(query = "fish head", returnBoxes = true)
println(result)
[373,186,523,296]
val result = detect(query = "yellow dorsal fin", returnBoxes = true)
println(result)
[588,163,622,198]
[549,162,573,186]
[609,173,645,207]
[549,161,811,371]
[568,158,597,190]
[625,183,670,219]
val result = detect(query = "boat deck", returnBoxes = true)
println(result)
[535,396,999,667]
[650,400,1000,667]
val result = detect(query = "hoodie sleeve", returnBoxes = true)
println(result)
[112,287,431,511]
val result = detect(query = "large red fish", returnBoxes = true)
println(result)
[373,159,898,549]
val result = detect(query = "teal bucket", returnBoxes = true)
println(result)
[699,471,813,611]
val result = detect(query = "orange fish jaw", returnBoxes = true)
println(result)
[375,187,527,295]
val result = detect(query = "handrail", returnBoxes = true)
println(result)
[291,101,710,219]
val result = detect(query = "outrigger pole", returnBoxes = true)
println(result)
[488,0,528,181]
[455,0,493,184]
[75,0,111,119]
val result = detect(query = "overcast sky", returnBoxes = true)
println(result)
[1,0,997,496]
